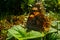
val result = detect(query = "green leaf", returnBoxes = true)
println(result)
[57,31,60,39]
[48,27,57,33]
[7,25,58,40]
[7,25,26,40]
[45,33,57,40]
[6,32,13,40]
[28,0,35,4]
[58,24,60,30]
[28,0,35,7]
[7,25,45,40]
[51,21,57,26]
[24,30,45,39]
[44,27,58,40]
[58,0,60,4]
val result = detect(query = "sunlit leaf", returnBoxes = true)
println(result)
[48,27,57,33]
[7,25,45,40]
[51,21,57,26]
[25,30,45,39]
[7,25,26,40]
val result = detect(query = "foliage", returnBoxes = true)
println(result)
[0,0,60,40]
[6,25,45,40]
[6,25,58,40]
[44,0,58,13]
[0,0,59,19]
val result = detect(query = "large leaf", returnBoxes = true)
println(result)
[7,25,45,40]
[25,30,45,39]
[7,25,58,40]
[7,25,27,40]
[19,31,45,40]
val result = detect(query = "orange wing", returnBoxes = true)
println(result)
[26,2,51,32]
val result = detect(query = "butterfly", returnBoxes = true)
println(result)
[26,2,51,32]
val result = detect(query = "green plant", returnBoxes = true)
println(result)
[6,25,58,40]
[6,25,45,40]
